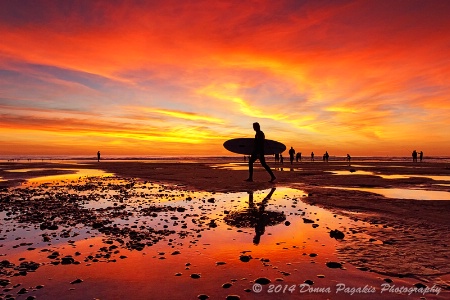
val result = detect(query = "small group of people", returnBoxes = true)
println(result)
[412,150,424,162]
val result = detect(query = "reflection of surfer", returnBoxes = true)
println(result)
[250,187,276,245]
[245,122,276,182]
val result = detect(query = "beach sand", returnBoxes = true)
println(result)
[0,159,449,299]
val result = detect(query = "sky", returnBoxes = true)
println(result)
[1,0,450,157]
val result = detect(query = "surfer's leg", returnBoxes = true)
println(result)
[260,155,276,182]
[245,155,257,181]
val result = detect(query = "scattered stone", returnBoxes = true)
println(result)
[304,280,314,285]
[226,296,240,300]
[190,273,201,279]
[255,277,271,285]
[302,218,314,224]
[414,283,427,289]
[70,278,83,284]
[222,283,233,288]
[284,221,291,226]
[330,229,345,240]
[239,255,252,262]
[197,295,209,300]
[326,262,342,269]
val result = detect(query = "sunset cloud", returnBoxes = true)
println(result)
[1,0,450,156]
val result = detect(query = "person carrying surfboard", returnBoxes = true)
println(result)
[245,122,276,183]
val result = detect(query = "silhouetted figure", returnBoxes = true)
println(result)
[245,122,276,182]
[324,151,329,162]
[412,150,417,162]
[288,147,295,165]
[346,154,351,165]
[419,151,423,162]
[311,152,314,161]
[296,152,301,162]
[275,153,280,163]
[97,151,101,162]
[280,154,284,164]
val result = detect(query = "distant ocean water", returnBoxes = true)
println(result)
[1,154,450,163]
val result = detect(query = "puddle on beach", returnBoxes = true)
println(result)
[332,170,450,181]
[0,176,448,299]
[328,186,450,201]
[4,168,114,185]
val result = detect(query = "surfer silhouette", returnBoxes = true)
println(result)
[97,151,101,162]
[245,122,276,182]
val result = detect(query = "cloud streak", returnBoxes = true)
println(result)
[1,0,450,155]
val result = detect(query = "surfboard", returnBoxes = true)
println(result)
[223,138,286,155]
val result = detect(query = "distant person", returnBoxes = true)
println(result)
[288,147,295,165]
[245,122,276,182]
[324,151,329,162]
[419,151,423,162]
[412,150,417,162]
[296,152,302,162]
[311,152,314,161]
[280,153,284,164]
[347,154,351,165]
[275,153,280,163]
[97,151,101,162]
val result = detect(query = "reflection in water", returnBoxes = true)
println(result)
[224,188,286,245]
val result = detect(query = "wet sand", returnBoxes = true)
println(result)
[0,159,449,299]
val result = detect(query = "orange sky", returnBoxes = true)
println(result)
[1,0,450,156]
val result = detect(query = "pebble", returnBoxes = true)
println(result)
[70,278,83,284]
[326,262,342,268]
[255,277,271,285]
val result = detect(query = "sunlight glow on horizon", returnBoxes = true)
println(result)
[1,1,450,156]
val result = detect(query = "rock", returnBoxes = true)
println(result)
[304,280,314,285]
[239,255,252,262]
[197,295,209,300]
[284,221,291,226]
[330,229,345,239]
[226,296,240,300]
[309,253,317,257]
[222,283,233,288]
[70,278,83,284]
[255,277,271,285]
[384,278,393,283]
[18,287,28,294]
[302,218,314,224]
[414,283,427,289]
[216,261,226,266]
[326,262,342,269]
[190,273,201,279]
[61,256,75,265]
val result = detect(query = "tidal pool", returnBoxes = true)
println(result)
[1,177,442,299]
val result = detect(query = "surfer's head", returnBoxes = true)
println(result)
[253,122,260,131]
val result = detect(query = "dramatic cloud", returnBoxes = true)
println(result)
[1,0,450,156]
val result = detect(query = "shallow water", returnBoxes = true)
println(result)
[329,186,450,201]
[1,177,447,299]
[332,170,450,182]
